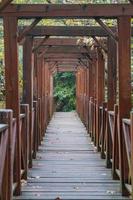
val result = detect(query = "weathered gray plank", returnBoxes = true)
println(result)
[13,112,129,200]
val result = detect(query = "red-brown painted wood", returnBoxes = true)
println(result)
[3,16,21,195]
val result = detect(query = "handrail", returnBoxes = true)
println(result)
[0,109,13,200]
[0,124,8,132]
[87,99,133,197]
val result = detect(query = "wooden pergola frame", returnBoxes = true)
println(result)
[0,2,133,200]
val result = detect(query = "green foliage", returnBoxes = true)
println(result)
[54,72,76,112]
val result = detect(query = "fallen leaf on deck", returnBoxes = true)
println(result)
[36,176,40,179]
[106,190,115,194]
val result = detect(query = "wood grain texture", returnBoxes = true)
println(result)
[1,4,133,18]
[14,112,128,200]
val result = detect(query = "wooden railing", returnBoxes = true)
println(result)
[122,118,131,194]
[0,97,53,199]
[0,110,13,200]
[87,99,133,197]
[0,123,10,200]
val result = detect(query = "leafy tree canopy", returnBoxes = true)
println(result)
[54,72,76,111]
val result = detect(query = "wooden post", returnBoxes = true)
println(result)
[106,36,117,168]
[37,55,43,140]
[23,36,34,168]
[34,52,41,145]
[96,48,104,151]
[88,61,95,136]
[117,16,131,195]
[3,16,21,195]
[20,104,29,179]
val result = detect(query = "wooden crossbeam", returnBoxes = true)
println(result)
[32,35,49,52]
[57,61,80,65]
[45,58,87,62]
[1,4,133,18]
[0,0,13,12]
[38,46,51,58]
[43,53,86,59]
[56,66,77,72]
[38,46,88,54]
[19,26,117,37]
[34,38,79,46]
[57,64,78,67]
[18,18,42,43]
[95,18,118,41]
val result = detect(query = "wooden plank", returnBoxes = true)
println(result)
[3,16,21,195]
[117,16,131,195]
[1,4,133,18]
[13,112,127,200]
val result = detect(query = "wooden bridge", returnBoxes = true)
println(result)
[0,1,133,200]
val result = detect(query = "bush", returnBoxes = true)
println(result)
[54,72,76,112]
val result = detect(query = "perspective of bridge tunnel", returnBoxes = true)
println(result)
[0,1,133,200]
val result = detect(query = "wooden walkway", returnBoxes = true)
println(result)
[14,112,128,200]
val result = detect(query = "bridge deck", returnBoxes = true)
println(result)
[14,112,128,200]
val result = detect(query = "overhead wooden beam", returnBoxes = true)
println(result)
[43,53,87,59]
[95,18,118,41]
[34,38,79,47]
[57,64,78,68]
[56,66,77,72]
[18,18,42,43]
[19,26,117,37]
[1,4,133,18]
[32,35,49,52]
[57,61,80,65]
[45,58,87,63]
[38,46,51,58]
[38,46,88,54]
[0,0,13,12]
